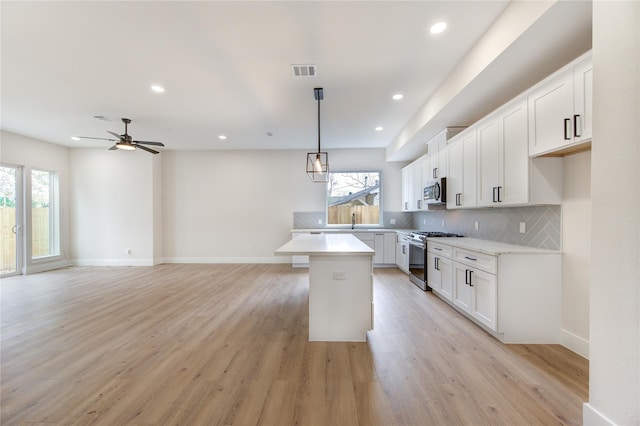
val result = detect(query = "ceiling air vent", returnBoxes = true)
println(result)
[292,64,317,77]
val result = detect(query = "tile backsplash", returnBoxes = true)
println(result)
[414,205,561,250]
[294,205,561,250]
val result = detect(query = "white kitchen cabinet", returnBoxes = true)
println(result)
[383,233,396,264]
[402,155,426,212]
[428,237,561,343]
[395,233,409,273]
[476,117,501,207]
[446,129,477,209]
[373,234,384,264]
[427,251,453,302]
[528,53,592,157]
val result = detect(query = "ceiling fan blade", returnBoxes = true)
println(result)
[107,131,122,139]
[133,140,165,146]
[108,145,118,150]
[134,144,159,154]
[75,136,118,141]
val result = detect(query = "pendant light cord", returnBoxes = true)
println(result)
[317,91,321,153]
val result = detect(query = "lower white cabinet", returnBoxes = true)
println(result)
[452,261,497,331]
[426,242,453,301]
[396,233,409,273]
[426,238,561,343]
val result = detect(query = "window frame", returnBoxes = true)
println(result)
[325,170,383,228]
[30,168,60,260]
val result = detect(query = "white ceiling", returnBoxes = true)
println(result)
[1,1,591,160]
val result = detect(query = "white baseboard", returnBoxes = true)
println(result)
[561,328,590,359]
[161,257,290,264]
[72,258,155,266]
[583,403,616,425]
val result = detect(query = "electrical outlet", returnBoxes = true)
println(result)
[519,222,526,233]
[317,219,323,225]
[423,219,426,226]
[441,220,445,228]
[332,272,346,280]
[125,248,131,255]
[475,221,479,230]
[390,218,396,225]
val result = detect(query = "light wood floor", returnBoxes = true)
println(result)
[1,264,588,425]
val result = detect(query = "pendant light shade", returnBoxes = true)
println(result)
[306,87,329,182]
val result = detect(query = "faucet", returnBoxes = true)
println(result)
[352,213,356,229]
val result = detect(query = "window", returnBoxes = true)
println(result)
[31,169,59,258]
[327,172,381,226]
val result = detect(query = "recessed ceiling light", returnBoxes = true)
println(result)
[430,22,447,34]
[375,126,384,132]
[392,93,404,101]
[71,136,80,141]
[218,135,227,140]
[151,85,165,93]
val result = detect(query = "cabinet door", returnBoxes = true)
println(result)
[437,137,448,178]
[501,100,529,205]
[447,139,463,209]
[452,262,472,314]
[573,61,593,142]
[461,131,477,208]
[413,157,424,210]
[477,118,501,207]
[401,166,411,211]
[528,72,574,156]
[426,252,441,293]
[438,257,453,302]
[470,268,497,331]
[374,233,384,264]
[383,233,396,264]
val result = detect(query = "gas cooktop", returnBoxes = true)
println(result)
[408,231,463,242]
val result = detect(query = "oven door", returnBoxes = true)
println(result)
[408,241,428,291]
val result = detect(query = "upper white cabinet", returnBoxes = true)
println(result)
[528,53,592,157]
[447,129,477,209]
[402,154,426,212]
[477,99,530,207]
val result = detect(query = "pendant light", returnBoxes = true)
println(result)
[306,87,329,182]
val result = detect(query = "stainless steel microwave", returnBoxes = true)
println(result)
[424,177,447,205]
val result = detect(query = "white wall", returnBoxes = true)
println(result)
[69,148,155,265]
[161,148,404,262]
[585,1,639,425]
[561,151,591,358]
[0,130,70,272]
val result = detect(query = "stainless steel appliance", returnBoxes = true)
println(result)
[424,177,447,205]
[408,231,461,290]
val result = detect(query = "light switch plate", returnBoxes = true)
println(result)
[475,221,479,230]
[390,218,396,225]
[332,272,346,280]
[520,222,526,233]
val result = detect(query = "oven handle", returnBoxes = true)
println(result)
[408,241,426,249]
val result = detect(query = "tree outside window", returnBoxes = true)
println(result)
[327,172,381,226]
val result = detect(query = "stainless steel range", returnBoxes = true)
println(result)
[408,231,462,291]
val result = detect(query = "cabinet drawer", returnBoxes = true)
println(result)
[427,242,453,258]
[453,248,497,274]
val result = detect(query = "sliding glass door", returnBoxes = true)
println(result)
[1,165,23,277]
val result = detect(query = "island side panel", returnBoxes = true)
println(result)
[308,254,373,342]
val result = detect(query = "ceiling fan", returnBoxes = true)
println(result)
[75,118,165,154]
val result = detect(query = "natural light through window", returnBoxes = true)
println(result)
[31,169,59,258]
[327,172,381,226]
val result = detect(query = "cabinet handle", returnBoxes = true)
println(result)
[564,118,571,140]
[492,186,498,203]
[402,246,406,255]
[464,256,477,261]
[435,257,439,271]
[574,114,582,138]
[456,193,461,206]
[417,200,421,210]
[498,186,503,203]
[433,168,437,179]
[434,247,443,251]
[469,270,474,287]
[404,202,408,210]
[465,269,470,285]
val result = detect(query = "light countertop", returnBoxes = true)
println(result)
[291,228,414,234]
[427,237,560,255]
[276,234,375,256]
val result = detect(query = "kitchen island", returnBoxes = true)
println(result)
[275,233,374,342]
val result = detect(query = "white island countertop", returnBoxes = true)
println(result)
[275,233,374,256]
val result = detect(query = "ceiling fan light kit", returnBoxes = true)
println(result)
[75,117,165,154]
[306,87,329,183]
